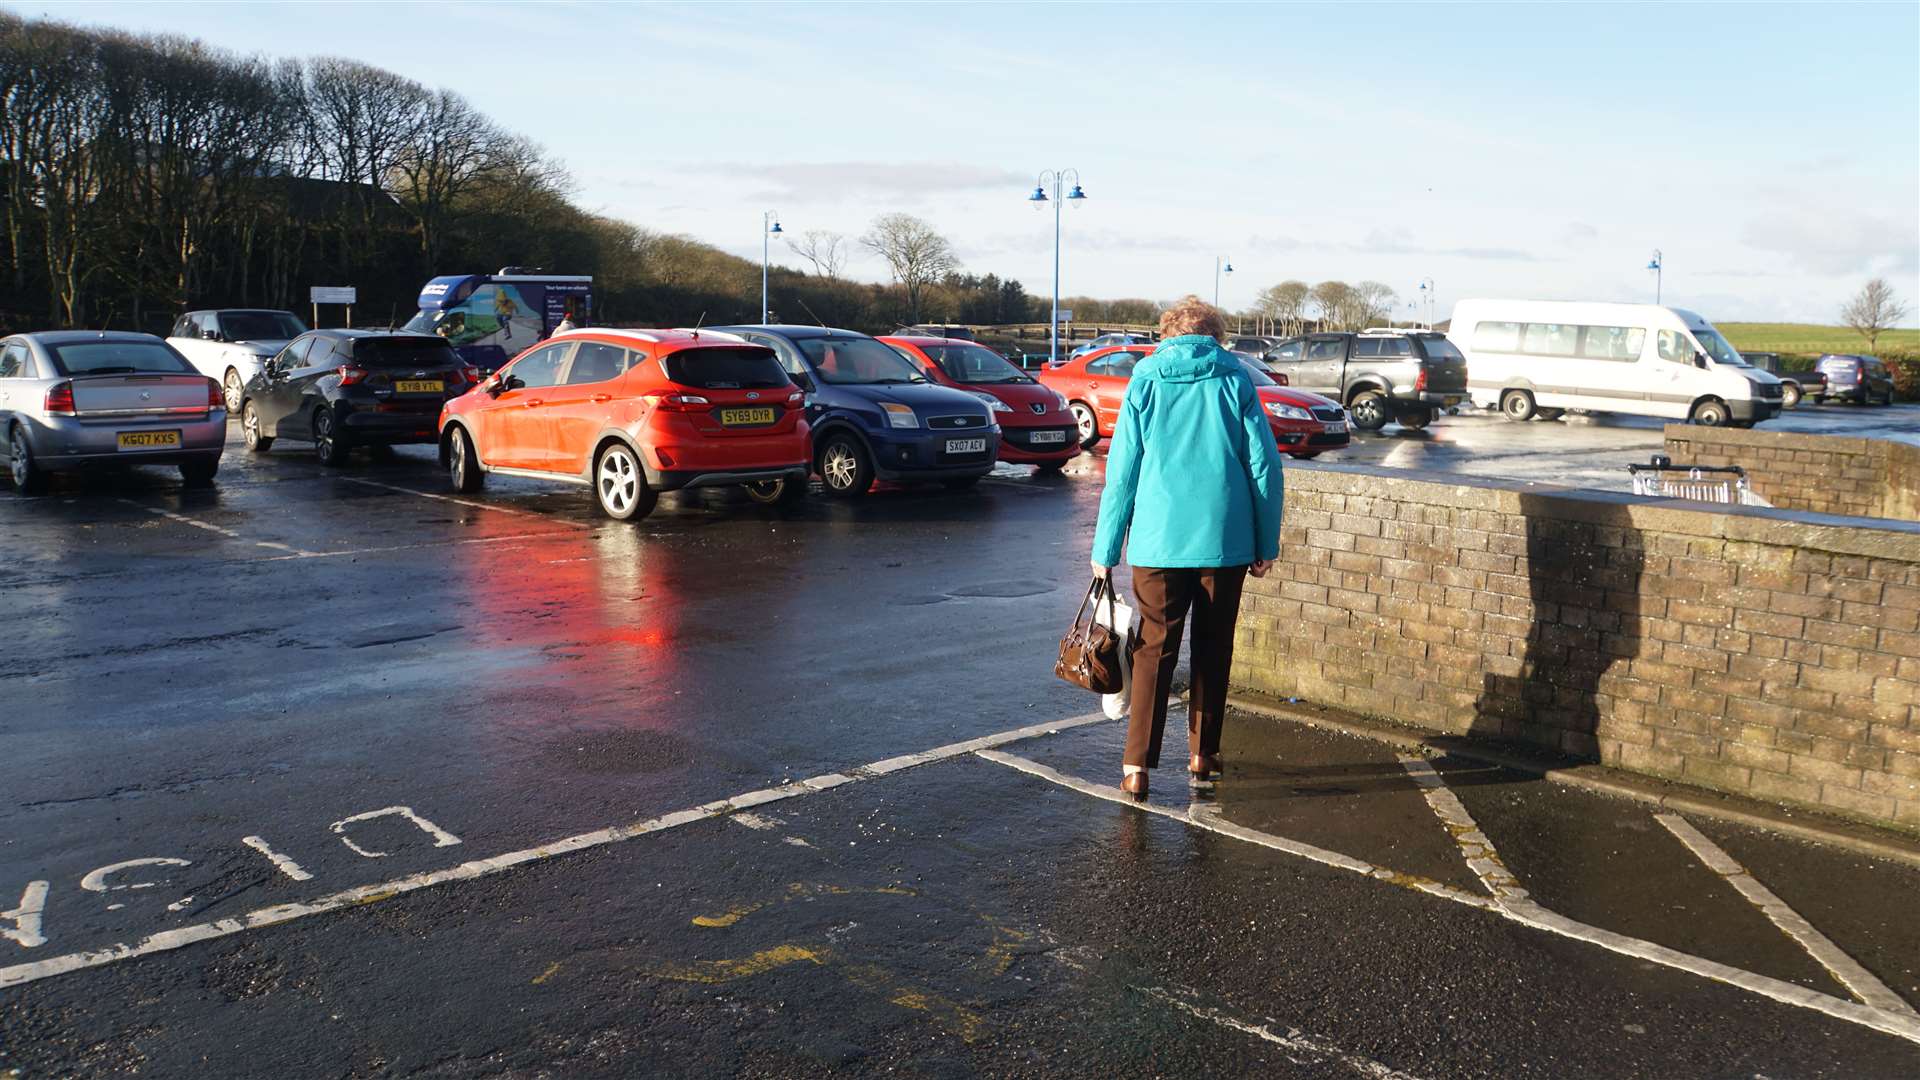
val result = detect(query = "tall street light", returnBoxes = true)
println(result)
[761,210,783,324]
[1028,170,1086,365]
[1214,256,1234,309]
[1417,277,1435,328]
[1647,249,1663,305]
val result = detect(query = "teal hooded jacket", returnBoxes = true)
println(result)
[1091,335,1286,569]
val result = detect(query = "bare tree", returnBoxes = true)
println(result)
[1309,281,1352,330]
[1255,280,1309,337]
[389,90,513,267]
[1840,278,1910,350]
[786,229,847,278]
[1353,280,1397,327]
[860,212,957,321]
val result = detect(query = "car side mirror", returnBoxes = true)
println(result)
[790,370,816,392]
[1695,352,1711,369]
[201,329,222,341]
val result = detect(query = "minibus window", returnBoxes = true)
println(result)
[1472,321,1520,352]
[1579,326,1645,361]
[1657,330,1694,364]
[1522,323,1579,357]
[1693,330,1747,366]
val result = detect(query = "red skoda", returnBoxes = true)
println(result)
[880,336,1080,470]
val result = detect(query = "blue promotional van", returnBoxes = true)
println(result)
[710,325,1000,497]
[402,268,592,374]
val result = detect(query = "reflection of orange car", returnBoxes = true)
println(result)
[438,329,811,521]
[1037,344,1350,459]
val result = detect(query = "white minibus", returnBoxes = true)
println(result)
[1446,300,1784,426]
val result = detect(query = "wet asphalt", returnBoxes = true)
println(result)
[3,403,1920,1078]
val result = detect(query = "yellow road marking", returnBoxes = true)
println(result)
[532,962,562,985]
[644,944,827,984]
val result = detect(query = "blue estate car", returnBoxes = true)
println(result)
[711,325,1000,497]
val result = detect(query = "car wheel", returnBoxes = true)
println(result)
[8,425,47,495]
[1070,402,1100,449]
[1781,382,1802,408]
[1349,390,1390,431]
[1397,407,1434,431]
[313,408,350,466]
[179,458,218,488]
[1035,460,1067,474]
[1690,399,1731,426]
[242,400,273,452]
[448,425,485,493]
[1290,452,1321,460]
[743,477,805,505]
[942,476,980,491]
[1534,407,1566,421]
[222,369,245,414]
[1499,389,1536,422]
[817,433,874,498]
[593,442,656,521]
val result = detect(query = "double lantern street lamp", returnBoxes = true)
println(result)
[1646,249,1663,304]
[761,210,783,324]
[1028,170,1086,365]
[1417,277,1435,328]
[1213,256,1234,309]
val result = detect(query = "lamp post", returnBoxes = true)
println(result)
[1214,256,1233,309]
[761,210,782,324]
[1416,277,1435,328]
[1647,249,1662,305]
[1028,170,1086,365]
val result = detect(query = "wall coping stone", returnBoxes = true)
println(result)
[1294,462,1920,561]
[1662,423,1883,456]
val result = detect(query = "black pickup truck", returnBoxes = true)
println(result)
[1261,330,1470,430]
[1740,352,1826,408]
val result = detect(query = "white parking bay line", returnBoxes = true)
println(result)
[1137,985,1426,1080]
[0,711,1108,992]
[340,477,593,528]
[117,499,321,557]
[1656,813,1920,1019]
[972,749,1920,1048]
[1397,755,1531,905]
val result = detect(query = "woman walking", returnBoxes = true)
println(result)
[1090,296,1285,800]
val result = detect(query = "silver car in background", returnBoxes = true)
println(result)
[0,331,226,493]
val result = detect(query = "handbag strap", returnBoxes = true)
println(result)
[1094,574,1118,626]
[1072,577,1102,630]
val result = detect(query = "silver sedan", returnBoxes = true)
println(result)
[0,331,227,493]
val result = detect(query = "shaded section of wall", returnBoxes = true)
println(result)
[1663,425,1920,522]
[1232,465,1920,832]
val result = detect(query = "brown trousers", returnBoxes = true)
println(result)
[1125,565,1249,769]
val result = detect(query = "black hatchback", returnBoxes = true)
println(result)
[240,330,479,465]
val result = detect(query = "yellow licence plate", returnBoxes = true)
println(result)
[393,380,444,394]
[719,407,776,426]
[117,430,181,450]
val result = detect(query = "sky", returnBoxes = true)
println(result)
[29,1,1920,325]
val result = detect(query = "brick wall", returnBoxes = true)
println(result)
[1232,466,1920,832]
[1663,425,1920,522]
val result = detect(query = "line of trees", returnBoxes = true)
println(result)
[0,13,1034,335]
[1246,280,1403,336]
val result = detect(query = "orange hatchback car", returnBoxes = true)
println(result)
[438,329,810,521]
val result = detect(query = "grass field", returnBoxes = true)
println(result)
[1715,322,1920,356]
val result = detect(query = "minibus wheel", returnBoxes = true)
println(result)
[1689,399,1731,426]
[1499,389,1536,422]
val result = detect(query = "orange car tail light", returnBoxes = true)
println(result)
[646,391,711,412]
[785,391,805,408]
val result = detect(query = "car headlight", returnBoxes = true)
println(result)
[966,390,1012,413]
[1049,390,1068,409]
[879,402,920,429]
[1265,402,1314,421]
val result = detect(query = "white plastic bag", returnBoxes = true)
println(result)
[1095,584,1134,720]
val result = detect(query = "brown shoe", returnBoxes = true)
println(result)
[1121,771,1149,801]
[1189,754,1222,780]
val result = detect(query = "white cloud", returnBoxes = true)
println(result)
[1739,208,1920,277]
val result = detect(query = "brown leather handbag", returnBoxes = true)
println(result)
[1056,576,1124,694]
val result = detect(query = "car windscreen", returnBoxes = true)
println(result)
[1238,360,1278,387]
[49,340,194,375]
[1416,336,1465,362]
[350,338,461,368]
[663,346,791,389]
[219,311,307,341]
[798,337,928,385]
[1693,330,1747,366]
[923,343,1031,384]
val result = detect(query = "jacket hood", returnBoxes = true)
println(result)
[1139,335,1242,384]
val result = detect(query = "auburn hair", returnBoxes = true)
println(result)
[1158,295,1227,340]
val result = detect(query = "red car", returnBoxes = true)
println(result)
[879,335,1080,470]
[1037,344,1349,459]
[438,328,811,521]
